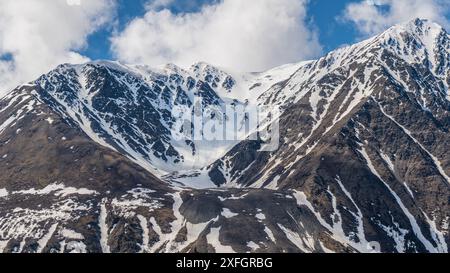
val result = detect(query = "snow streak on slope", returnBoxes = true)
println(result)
[358,144,444,253]
[293,190,372,253]
[99,201,110,253]
[375,99,450,186]
[334,176,369,248]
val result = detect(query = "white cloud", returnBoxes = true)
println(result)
[111,0,322,72]
[343,0,450,36]
[0,0,116,95]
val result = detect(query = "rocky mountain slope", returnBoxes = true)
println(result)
[0,18,449,253]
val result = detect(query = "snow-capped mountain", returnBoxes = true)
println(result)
[23,59,303,178]
[0,18,449,253]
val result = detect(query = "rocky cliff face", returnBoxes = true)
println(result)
[0,19,449,253]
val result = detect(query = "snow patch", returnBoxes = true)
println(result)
[246,241,259,251]
[0,240,8,253]
[60,229,84,240]
[99,201,111,253]
[15,183,98,197]
[0,189,8,198]
[137,215,150,253]
[255,213,266,221]
[264,226,276,242]
[45,117,54,124]
[206,227,235,253]
[36,223,58,253]
[65,241,87,253]
[221,208,238,219]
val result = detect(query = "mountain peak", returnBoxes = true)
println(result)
[384,18,447,41]
[409,18,445,31]
[365,18,449,74]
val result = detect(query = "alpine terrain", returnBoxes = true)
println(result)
[0,18,449,253]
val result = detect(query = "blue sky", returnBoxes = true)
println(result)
[307,0,360,52]
[81,0,363,61]
[80,0,148,61]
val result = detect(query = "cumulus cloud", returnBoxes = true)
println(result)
[111,0,322,72]
[343,0,450,36]
[0,0,116,95]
